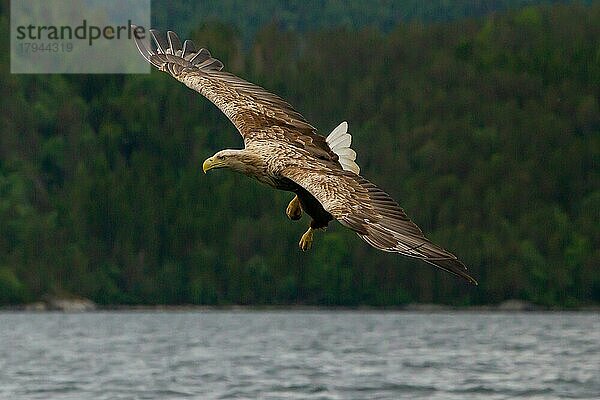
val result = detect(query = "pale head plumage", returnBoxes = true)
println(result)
[203,149,266,177]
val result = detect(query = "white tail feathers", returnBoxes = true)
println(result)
[326,121,360,175]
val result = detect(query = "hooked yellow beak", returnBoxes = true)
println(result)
[202,156,224,173]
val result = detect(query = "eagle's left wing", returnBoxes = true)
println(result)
[132,27,340,164]
[283,166,478,285]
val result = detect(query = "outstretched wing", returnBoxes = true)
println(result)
[283,167,478,285]
[132,27,339,163]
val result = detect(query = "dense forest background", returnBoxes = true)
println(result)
[0,1,598,306]
[151,0,591,44]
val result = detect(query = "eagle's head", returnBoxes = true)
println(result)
[202,149,263,176]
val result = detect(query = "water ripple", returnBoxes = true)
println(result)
[0,311,598,399]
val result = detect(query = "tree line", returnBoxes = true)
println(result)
[0,2,598,306]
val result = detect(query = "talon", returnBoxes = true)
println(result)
[286,195,302,220]
[299,227,313,251]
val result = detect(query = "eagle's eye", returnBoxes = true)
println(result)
[216,155,225,160]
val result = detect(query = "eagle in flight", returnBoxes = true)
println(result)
[133,27,478,285]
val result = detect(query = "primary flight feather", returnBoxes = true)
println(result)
[132,27,478,285]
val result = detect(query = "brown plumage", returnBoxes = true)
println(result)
[133,27,478,285]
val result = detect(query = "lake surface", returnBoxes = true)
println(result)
[0,311,598,399]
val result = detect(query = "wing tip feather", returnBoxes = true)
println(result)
[131,26,224,73]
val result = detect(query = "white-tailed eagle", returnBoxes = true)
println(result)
[133,27,477,285]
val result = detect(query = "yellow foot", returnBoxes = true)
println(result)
[286,195,302,220]
[299,227,314,251]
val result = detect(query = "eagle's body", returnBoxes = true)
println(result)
[209,145,335,230]
[133,27,478,285]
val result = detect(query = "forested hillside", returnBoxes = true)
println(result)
[151,0,589,44]
[0,2,598,306]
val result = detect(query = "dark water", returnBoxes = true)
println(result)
[0,311,598,399]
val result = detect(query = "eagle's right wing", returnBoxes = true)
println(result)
[283,166,478,285]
